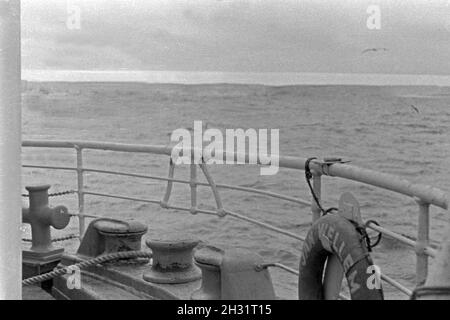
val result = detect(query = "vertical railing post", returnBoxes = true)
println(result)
[311,171,322,222]
[419,221,450,299]
[415,198,430,286]
[189,163,197,215]
[75,145,85,237]
[0,0,21,300]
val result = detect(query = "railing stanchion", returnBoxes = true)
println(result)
[190,163,197,214]
[311,171,322,222]
[75,145,85,237]
[416,199,430,286]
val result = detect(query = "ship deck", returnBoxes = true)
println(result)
[23,286,55,300]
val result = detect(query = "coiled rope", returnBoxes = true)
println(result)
[22,250,152,286]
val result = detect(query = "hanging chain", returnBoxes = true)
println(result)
[22,189,77,198]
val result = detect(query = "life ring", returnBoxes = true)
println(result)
[298,214,384,300]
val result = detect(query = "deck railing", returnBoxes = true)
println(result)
[22,139,449,299]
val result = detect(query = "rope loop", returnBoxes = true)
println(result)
[349,220,382,252]
[304,157,317,180]
[304,157,337,217]
[365,220,383,250]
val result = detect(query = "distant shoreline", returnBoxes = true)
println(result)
[22,70,450,87]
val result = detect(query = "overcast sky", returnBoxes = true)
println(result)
[22,0,450,74]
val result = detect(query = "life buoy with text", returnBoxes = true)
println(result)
[298,214,384,300]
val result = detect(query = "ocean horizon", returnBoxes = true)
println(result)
[22,69,450,87]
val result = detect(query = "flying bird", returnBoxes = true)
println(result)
[361,48,388,54]
[410,105,420,114]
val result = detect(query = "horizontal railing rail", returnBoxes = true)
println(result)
[22,139,449,210]
[22,139,449,299]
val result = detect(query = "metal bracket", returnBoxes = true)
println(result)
[318,158,351,176]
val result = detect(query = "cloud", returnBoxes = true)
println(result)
[21,0,450,74]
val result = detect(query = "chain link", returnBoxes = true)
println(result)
[22,189,77,198]
[22,234,79,243]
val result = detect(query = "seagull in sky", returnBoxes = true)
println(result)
[361,48,388,54]
[410,105,420,114]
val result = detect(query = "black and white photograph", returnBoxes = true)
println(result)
[1,0,450,305]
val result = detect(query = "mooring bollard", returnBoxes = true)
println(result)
[22,185,71,261]
[77,218,148,258]
[143,236,201,284]
[191,247,276,300]
[191,246,223,300]
[22,185,71,286]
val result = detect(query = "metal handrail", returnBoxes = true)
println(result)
[22,139,449,209]
[24,164,311,205]
[22,139,450,298]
